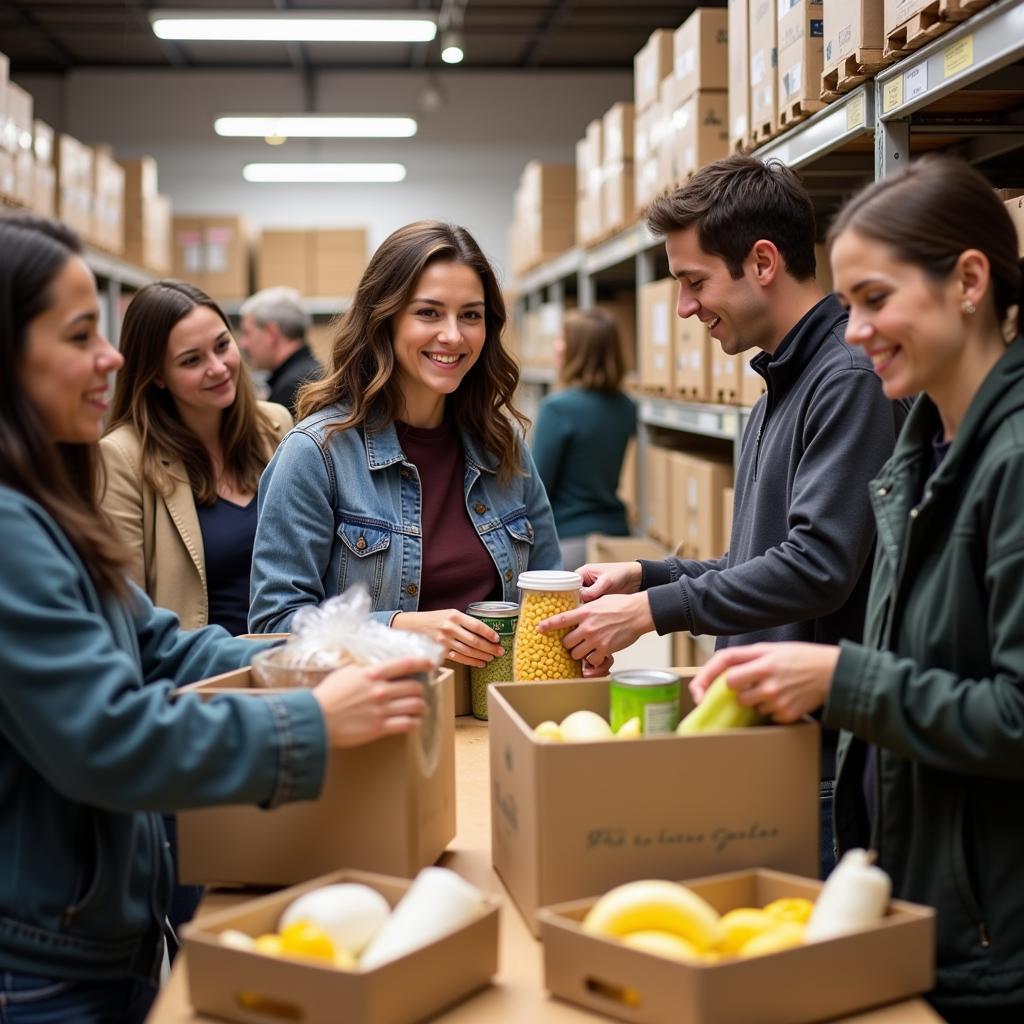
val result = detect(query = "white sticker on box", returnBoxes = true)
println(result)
[691,350,700,369]
[783,62,803,99]
[751,51,765,86]
[688,478,698,511]
[184,243,203,274]
[675,49,695,79]
[205,243,227,273]
[652,302,669,346]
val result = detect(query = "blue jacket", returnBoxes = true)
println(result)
[249,405,561,634]
[0,485,326,982]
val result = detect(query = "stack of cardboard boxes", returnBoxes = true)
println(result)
[254,227,367,299]
[729,0,751,151]
[5,77,33,208]
[120,156,172,274]
[574,119,603,247]
[509,161,576,275]
[776,0,826,130]
[749,0,779,144]
[91,147,125,255]
[31,120,55,218]
[633,28,674,211]
[54,134,94,240]
[599,102,635,238]
[821,0,887,98]
[173,215,252,299]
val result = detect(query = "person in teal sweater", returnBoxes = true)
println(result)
[530,308,637,569]
[0,214,431,1023]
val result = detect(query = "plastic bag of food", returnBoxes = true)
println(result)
[250,586,445,772]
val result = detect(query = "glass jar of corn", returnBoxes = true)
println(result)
[512,570,584,681]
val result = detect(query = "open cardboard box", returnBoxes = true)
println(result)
[539,867,935,1024]
[174,667,455,886]
[490,676,819,935]
[182,868,500,1024]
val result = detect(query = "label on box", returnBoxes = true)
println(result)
[675,48,695,78]
[777,0,800,20]
[750,51,766,86]
[846,91,867,130]
[783,63,803,98]
[652,302,669,346]
[944,35,973,78]
[205,242,227,273]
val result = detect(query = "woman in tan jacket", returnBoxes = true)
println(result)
[100,279,291,955]
[102,281,291,634]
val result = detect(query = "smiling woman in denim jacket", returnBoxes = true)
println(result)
[249,221,561,668]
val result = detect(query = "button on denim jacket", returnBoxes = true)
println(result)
[249,404,561,633]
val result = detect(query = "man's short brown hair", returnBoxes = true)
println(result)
[646,154,817,281]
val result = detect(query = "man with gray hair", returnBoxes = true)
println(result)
[239,286,322,418]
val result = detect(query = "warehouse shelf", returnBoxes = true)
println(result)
[876,0,1024,121]
[219,297,352,317]
[513,246,581,294]
[582,223,661,276]
[84,246,155,291]
[753,85,874,169]
[638,395,751,444]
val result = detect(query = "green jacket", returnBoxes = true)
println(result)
[0,485,326,982]
[826,339,1024,1011]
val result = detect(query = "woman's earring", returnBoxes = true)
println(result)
[961,300,977,315]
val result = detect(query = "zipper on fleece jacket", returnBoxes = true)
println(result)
[752,383,775,482]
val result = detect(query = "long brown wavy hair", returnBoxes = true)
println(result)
[0,214,130,599]
[107,280,278,505]
[297,220,527,483]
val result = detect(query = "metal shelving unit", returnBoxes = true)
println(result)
[510,0,1024,565]
[83,245,155,345]
[219,297,352,317]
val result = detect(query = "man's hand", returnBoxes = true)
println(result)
[688,642,840,724]
[537,592,655,664]
[577,560,644,602]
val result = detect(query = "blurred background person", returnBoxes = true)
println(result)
[238,285,323,418]
[530,307,636,570]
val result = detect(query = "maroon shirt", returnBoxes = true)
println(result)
[396,420,500,612]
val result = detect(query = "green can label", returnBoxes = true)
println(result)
[609,670,681,734]
[467,602,518,720]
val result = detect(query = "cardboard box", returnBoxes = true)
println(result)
[603,102,635,164]
[12,147,32,206]
[728,0,751,150]
[618,436,638,527]
[0,52,8,156]
[446,660,471,717]
[539,867,935,1024]
[175,667,456,885]
[0,149,13,199]
[710,342,744,403]
[6,81,32,155]
[823,0,885,76]
[54,134,94,238]
[749,0,779,140]
[33,119,54,165]
[489,678,820,934]
[673,7,730,102]
[777,0,825,123]
[119,155,158,205]
[32,160,55,217]
[667,90,730,184]
[671,452,734,561]
[1006,196,1024,257]
[633,105,658,211]
[584,534,669,565]
[258,229,309,292]
[815,240,834,293]
[91,148,125,254]
[601,160,635,236]
[639,277,677,391]
[740,356,766,405]
[674,315,712,401]
[310,227,367,297]
[183,868,500,1024]
[202,215,250,298]
[635,29,675,113]
[643,444,672,544]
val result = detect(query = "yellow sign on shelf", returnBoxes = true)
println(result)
[944,35,974,78]
[846,92,867,131]
[882,77,904,113]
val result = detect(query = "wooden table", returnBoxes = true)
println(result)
[147,719,942,1024]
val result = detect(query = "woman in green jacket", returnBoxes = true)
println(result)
[0,214,430,1022]
[688,157,1024,1022]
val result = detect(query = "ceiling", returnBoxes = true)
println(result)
[2,1,724,73]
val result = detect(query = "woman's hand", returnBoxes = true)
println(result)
[688,642,840,724]
[583,653,615,678]
[577,561,644,601]
[312,656,433,747]
[392,610,504,668]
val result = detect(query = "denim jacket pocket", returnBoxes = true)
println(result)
[336,517,393,602]
[502,510,536,572]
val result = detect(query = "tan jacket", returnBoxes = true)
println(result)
[100,401,292,630]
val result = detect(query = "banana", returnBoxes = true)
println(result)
[738,921,805,957]
[762,897,814,925]
[621,929,702,962]
[717,908,778,954]
[676,673,764,734]
[581,880,723,951]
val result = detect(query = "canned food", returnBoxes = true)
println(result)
[512,570,584,682]
[609,669,681,734]
[467,601,518,720]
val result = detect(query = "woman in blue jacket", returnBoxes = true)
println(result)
[688,157,1024,1021]
[0,214,430,1023]
[249,221,561,669]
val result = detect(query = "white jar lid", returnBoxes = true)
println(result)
[517,570,583,592]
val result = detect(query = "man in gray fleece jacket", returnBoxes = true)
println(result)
[539,155,908,874]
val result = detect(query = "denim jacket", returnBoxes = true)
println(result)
[249,404,561,633]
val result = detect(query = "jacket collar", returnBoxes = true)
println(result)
[362,416,499,474]
[267,343,314,388]
[750,293,848,391]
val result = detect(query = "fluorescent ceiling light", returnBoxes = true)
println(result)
[151,11,437,43]
[215,116,418,139]
[243,163,407,183]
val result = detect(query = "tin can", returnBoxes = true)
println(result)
[609,669,681,734]
[467,601,519,720]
